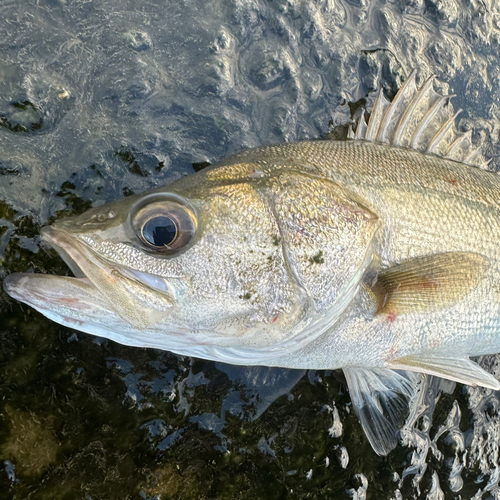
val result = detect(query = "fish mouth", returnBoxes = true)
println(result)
[4,225,175,331]
[41,225,95,279]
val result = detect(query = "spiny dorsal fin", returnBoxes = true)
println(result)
[353,70,488,168]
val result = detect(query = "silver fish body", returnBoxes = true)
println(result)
[5,71,500,455]
[236,140,500,368]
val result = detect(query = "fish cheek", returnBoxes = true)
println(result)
[177,183,305,331]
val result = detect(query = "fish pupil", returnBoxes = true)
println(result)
[142,216,177,247]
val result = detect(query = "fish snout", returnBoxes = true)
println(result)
[3,273,30,301]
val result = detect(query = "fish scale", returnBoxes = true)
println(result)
[219,140,500,266]
[5,71,500,456]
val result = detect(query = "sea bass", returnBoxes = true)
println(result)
[4,71,500,455]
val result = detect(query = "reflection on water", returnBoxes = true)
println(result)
[1,0,500,498]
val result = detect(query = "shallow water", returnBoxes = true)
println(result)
[1,0,500,498]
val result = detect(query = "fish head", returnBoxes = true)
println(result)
[4,161,380,363]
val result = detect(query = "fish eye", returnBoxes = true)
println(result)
[142,216,178,248]
[132,198,197,253]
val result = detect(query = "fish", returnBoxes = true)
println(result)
[4,70,500,455]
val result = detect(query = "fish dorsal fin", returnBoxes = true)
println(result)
[353,70,488,168]
[365,89,391,141]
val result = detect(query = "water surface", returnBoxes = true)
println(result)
[1,0,500,498]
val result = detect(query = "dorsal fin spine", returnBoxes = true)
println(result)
[376,71,417,143]
[464,147,481,165]
[365,89,390,141]
[355,109,367,140]
[427,107,461,153]
[409,95,449,149]
[446,129,472,158]
[393,76,436,146]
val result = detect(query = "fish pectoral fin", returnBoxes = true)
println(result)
[370,252,489,315]
[387,355,500,390]
[343,367,420,456]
